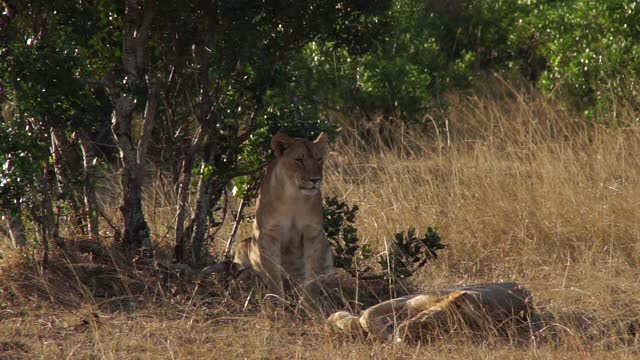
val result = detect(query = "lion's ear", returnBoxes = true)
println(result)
[271,133,295,157]
[314,132,328,156]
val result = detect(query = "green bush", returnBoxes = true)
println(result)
[297,0,528,120]
[295,0,640,122]
[323,196,445,279]
[512,0,640,117]
[378,227,445,278]
[323,196,369,276]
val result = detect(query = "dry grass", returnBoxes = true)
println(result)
[3,84,640,358]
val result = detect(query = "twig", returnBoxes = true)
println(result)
[223,198,247,259]
[202,188,228,245]
[242,289,254,312]
[222,179,260,259]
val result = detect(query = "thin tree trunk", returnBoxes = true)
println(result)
[112,95,149,250]
[189,178,224,265]
[50,127,85,233]
[44,162,64,248]
[109,0,155,251]
[78,130,100,240]
[112,94,156,252]
[174,127,205,262]
[40,218,49,271]
[189,158,213,265]
[189,174,226,264]
[174,156,194,261]
[174,37,215,262]
[38,161,59,267]
[4,208,27,247]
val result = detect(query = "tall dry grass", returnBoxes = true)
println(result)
[2,83,640,358]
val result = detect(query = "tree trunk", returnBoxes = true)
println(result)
[50,127,85,233]
[110,80,158,249]
[189,179,225,265]
[174,158,193,261]
[4,208,27,247]
[78,130,100,240]
[174,37,215,262]
[188,139,226,265]
[189,158,213,265]
[108,0,155,251]
[120,160,150,250]
[39,161,62,254]
[111,100,151,250]
[173,127,204,262]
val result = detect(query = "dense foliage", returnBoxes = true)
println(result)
[519,0,640,116]
[301,0,640,119]
[0,0,389,263]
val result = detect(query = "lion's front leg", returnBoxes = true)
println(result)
[301,226,334,302]
[255,230,285,299]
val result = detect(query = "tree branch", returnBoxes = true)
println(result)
[136,0,154,73]
[137,80,159,169]
[122,0,144,81]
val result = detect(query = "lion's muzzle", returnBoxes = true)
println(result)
[299,177,322,196]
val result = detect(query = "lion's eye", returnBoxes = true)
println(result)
[317,157,324,164]
[295,158,304,165]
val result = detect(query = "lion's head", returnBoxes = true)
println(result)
[269,132,328,197]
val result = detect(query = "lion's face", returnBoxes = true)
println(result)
[271,133,328,197]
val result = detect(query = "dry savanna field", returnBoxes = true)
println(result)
[2,86,640,359]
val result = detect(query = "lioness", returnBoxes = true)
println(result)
[327,282,537,342]
[234,133,334,300]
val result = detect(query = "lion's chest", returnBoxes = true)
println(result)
[279,217,313,252]
[274,216,322,275]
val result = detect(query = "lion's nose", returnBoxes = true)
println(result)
[310,176,322,185]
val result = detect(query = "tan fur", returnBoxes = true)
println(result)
[358,292,466,341]
[328,283,535,342]
[326,311,365,337]
[234,133,333,299]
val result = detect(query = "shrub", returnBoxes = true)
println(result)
[323,196,368,276]
[378,227,445,278]
[324,196,445,279]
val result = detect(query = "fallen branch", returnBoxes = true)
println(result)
[96,208,122,241]
[77,240,125,263]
